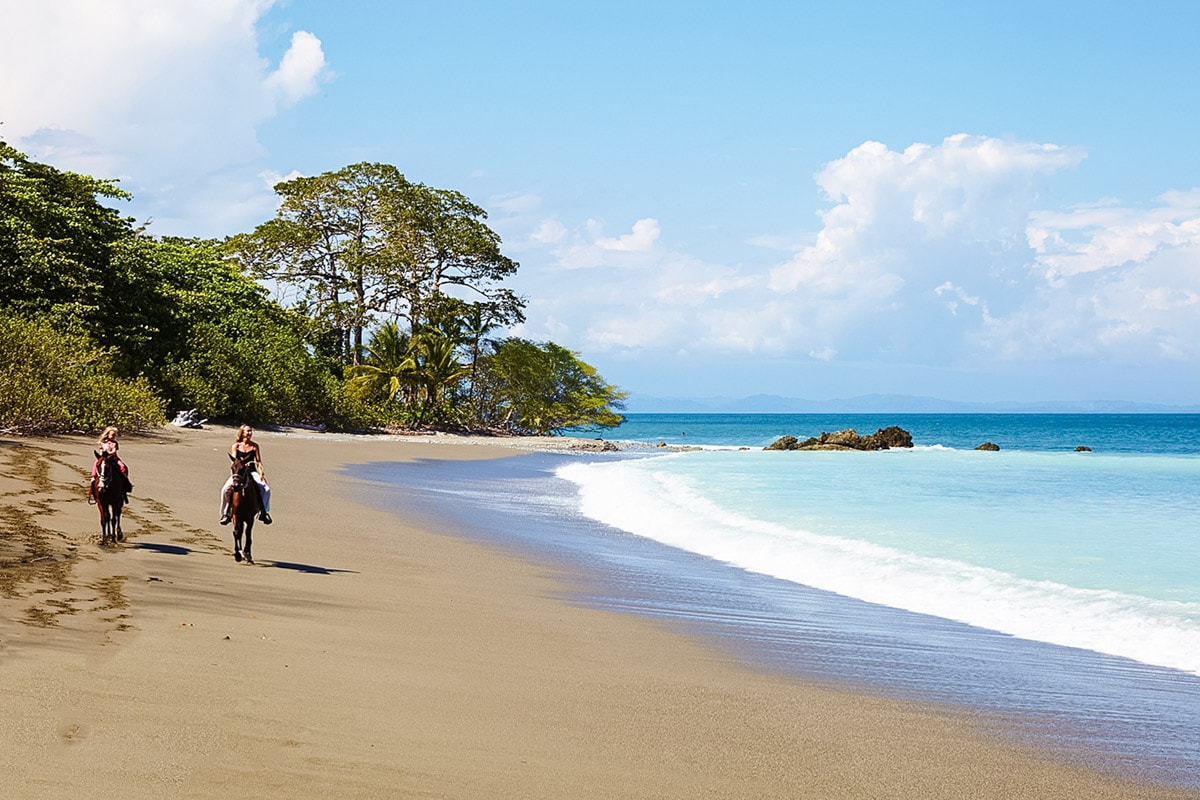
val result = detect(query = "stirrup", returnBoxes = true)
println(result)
[219,514,231,525]
[259,512,272,525]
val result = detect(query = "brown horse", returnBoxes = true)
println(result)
[89,450,126,545]
[229,453,260,564]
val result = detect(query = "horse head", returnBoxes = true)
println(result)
[94,449,115,492]
[229,452,253,491]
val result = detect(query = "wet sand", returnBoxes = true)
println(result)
[1,426,1196,799]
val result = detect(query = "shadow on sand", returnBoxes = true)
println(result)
[131,542,355,575]
[132,542,194,556]
[260,560,358,575]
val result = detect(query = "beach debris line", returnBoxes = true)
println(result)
[765,426,913,451]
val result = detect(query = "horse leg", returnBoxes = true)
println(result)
[231,491,243,561]
[99,504,111,545]
[244,520,253,564]
[114,503,124,542]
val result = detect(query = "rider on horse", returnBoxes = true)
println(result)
[219,424,272,525]
[90,426,133,495]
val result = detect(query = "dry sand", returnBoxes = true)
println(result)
[1,426,1196,799]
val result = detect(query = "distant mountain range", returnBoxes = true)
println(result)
[624,393,1200,414]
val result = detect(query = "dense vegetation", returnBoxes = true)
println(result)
[0,142,625,436]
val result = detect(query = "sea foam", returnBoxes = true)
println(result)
[557,457,1200,676]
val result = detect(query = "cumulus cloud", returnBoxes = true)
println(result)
[752,135,1083,362]
[530,220,567,244]
[542,218,664,269]
[515,134,1200,378]
[595,218,661,251]
[0,0,329,236]
[1028,190,1200,279]
[264,30,327,105]
[988,191,1200,362]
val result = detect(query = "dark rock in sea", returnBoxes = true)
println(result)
[1075,445,1093,452]
[975,442,1000,451]
[765,427,914,451]
[874,425,914,448]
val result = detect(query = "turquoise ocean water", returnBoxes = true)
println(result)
[573,414,1200,675]
[350,413,1200,788]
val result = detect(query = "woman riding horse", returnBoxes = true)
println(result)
[89,446,127,545]
[91,426,133,494]
[219,425,272,525]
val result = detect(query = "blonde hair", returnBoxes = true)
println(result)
[99,426,119,443]
[236,424,254,443]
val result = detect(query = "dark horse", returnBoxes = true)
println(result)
[89,450,126,545]
[229,453,260,564]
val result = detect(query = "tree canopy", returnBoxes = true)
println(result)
[224,163,525,365]
[0,144,624,436]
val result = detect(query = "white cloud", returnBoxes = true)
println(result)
[530,219,567,244]
[984,195,1200,362]
[546,218,664,269]
[595,218,660,251]
[264,31,328,105]
[750,135,1085,362]
[1028,190,1200,279]
[515,134,1200,378]
[0,0,328,237]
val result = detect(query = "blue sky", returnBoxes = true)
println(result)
[4,1,1200,406]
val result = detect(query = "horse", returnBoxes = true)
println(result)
[228,453,261,564]
[89,450,126,545]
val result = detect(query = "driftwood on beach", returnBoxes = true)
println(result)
[765,426,914,451]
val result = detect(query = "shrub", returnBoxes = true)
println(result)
[0,313,165,435]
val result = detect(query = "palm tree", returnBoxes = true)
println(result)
[460,302,502,423]
[345,322,416,404]
[410,332,467,424]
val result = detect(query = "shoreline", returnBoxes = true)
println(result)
[349,447,1200,788]
[2,426,1197,798]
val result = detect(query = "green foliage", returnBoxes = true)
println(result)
[0,144,622,435]
[0,139,134,331]
[476,338,626,435]
[398,185,525,330]
[346,321,415,405]
[0,313,165,435]
[162,304,342,425]
[346,322,470,428]
[225,163,526,365]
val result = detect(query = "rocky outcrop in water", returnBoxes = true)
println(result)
[975,442,1000,451]
[765,426,913,451]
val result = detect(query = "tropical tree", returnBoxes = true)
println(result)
[476,338,626,434]
[408,332,467,425]
[392,185,525,332]
[225,163,525,366]
[346,321,416,405]
[0,139,135,331]
[0,145,366,429]
[224,163,412,363]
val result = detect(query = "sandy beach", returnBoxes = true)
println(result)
[1,426,1196,799]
